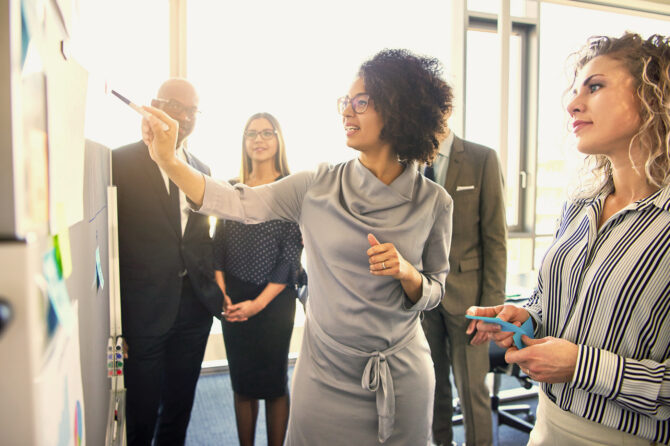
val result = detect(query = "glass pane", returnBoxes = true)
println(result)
[465,29,522,228]
[535,3,670,235]
[187,0,452,180]
[468,0,497,14]
[73,0,169,149]
[465,30,499,151]
[507,237,534,277]
[533,236,554,272]
[506,35,522,227]
[468,0,529,17]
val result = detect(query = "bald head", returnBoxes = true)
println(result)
[157,78,199,102]
[153,78,200,147]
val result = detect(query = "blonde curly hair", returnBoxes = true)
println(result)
[568,32,670,198]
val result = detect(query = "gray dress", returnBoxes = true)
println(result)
[199,159,453,444]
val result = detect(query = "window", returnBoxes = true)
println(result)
[75,0,169,149]
[467,0,529,17]
[535,2,670,239]
[460,0,669,275]
[464,20,530,231]
[186,0,452,180]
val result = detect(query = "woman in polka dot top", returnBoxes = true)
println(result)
[213,112,306,446]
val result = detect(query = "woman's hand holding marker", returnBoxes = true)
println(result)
[141,105,179,168]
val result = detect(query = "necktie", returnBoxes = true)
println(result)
[169,179,181,234]
[424,165,435,181]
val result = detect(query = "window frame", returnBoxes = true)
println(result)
[465,17,536,235]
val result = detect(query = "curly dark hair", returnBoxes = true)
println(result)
[358,49,453,164]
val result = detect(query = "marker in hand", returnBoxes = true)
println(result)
[111,89,169,131]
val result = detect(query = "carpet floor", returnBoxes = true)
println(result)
[185,367,537,445]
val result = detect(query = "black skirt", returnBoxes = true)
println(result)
[222,274,296,399]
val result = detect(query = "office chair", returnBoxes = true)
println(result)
[488,341,535,445]
[452,341,536,446]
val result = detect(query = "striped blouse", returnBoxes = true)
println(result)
[524,184,670,443]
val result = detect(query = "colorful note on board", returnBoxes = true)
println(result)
[42,248,73,331]
[53,203,73,279]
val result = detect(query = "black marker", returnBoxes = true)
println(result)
[111,89,169,131]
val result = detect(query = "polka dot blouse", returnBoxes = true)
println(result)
[213,178,306,287]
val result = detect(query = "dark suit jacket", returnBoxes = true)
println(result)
[112,141,222,337]
[441,136,507,315]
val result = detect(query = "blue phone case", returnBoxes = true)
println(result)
[465,315,534,349]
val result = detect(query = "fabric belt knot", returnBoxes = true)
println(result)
[362,351,395,442]
[305,303,418,443]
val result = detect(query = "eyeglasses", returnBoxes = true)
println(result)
[244,129,277,140]
[153,98,201,118]
[337,93,371,115]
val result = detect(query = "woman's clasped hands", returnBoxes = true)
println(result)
[466,304,579,384]
[221,293,264,323]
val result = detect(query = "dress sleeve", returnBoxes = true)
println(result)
[268,222,305,285]
[197,169,318,224]
[571,347,670,420]
[405,193,453,312]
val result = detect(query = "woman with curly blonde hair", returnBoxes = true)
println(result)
[571,32,670,198]
[468,32,670,445]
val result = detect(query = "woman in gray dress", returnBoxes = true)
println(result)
[142,49,453,445]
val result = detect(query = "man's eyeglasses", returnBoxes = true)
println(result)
[153,98,201,118]
[337,93,371,115]
[244,129,277,140]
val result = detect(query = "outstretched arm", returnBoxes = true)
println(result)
[142,105,313,224]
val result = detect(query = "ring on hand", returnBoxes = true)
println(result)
[382,262,386,270]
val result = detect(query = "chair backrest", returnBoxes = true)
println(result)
[489,341,509,372]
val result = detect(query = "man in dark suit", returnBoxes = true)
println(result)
[112,78,223,446]
[422,107,507,446]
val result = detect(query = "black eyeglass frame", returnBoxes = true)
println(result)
[337,93,372,115]
[152,98,201,118]
[243,129,277,140]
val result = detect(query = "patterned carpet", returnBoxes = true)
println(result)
[185,367,536,445]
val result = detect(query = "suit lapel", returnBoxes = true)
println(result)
[444,136,464,196]
[138,143,181,237]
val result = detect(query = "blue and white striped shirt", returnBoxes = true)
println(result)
[525,185,670,443]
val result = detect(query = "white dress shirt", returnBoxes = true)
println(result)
[424,130,454,185]
[158,145,188,235]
